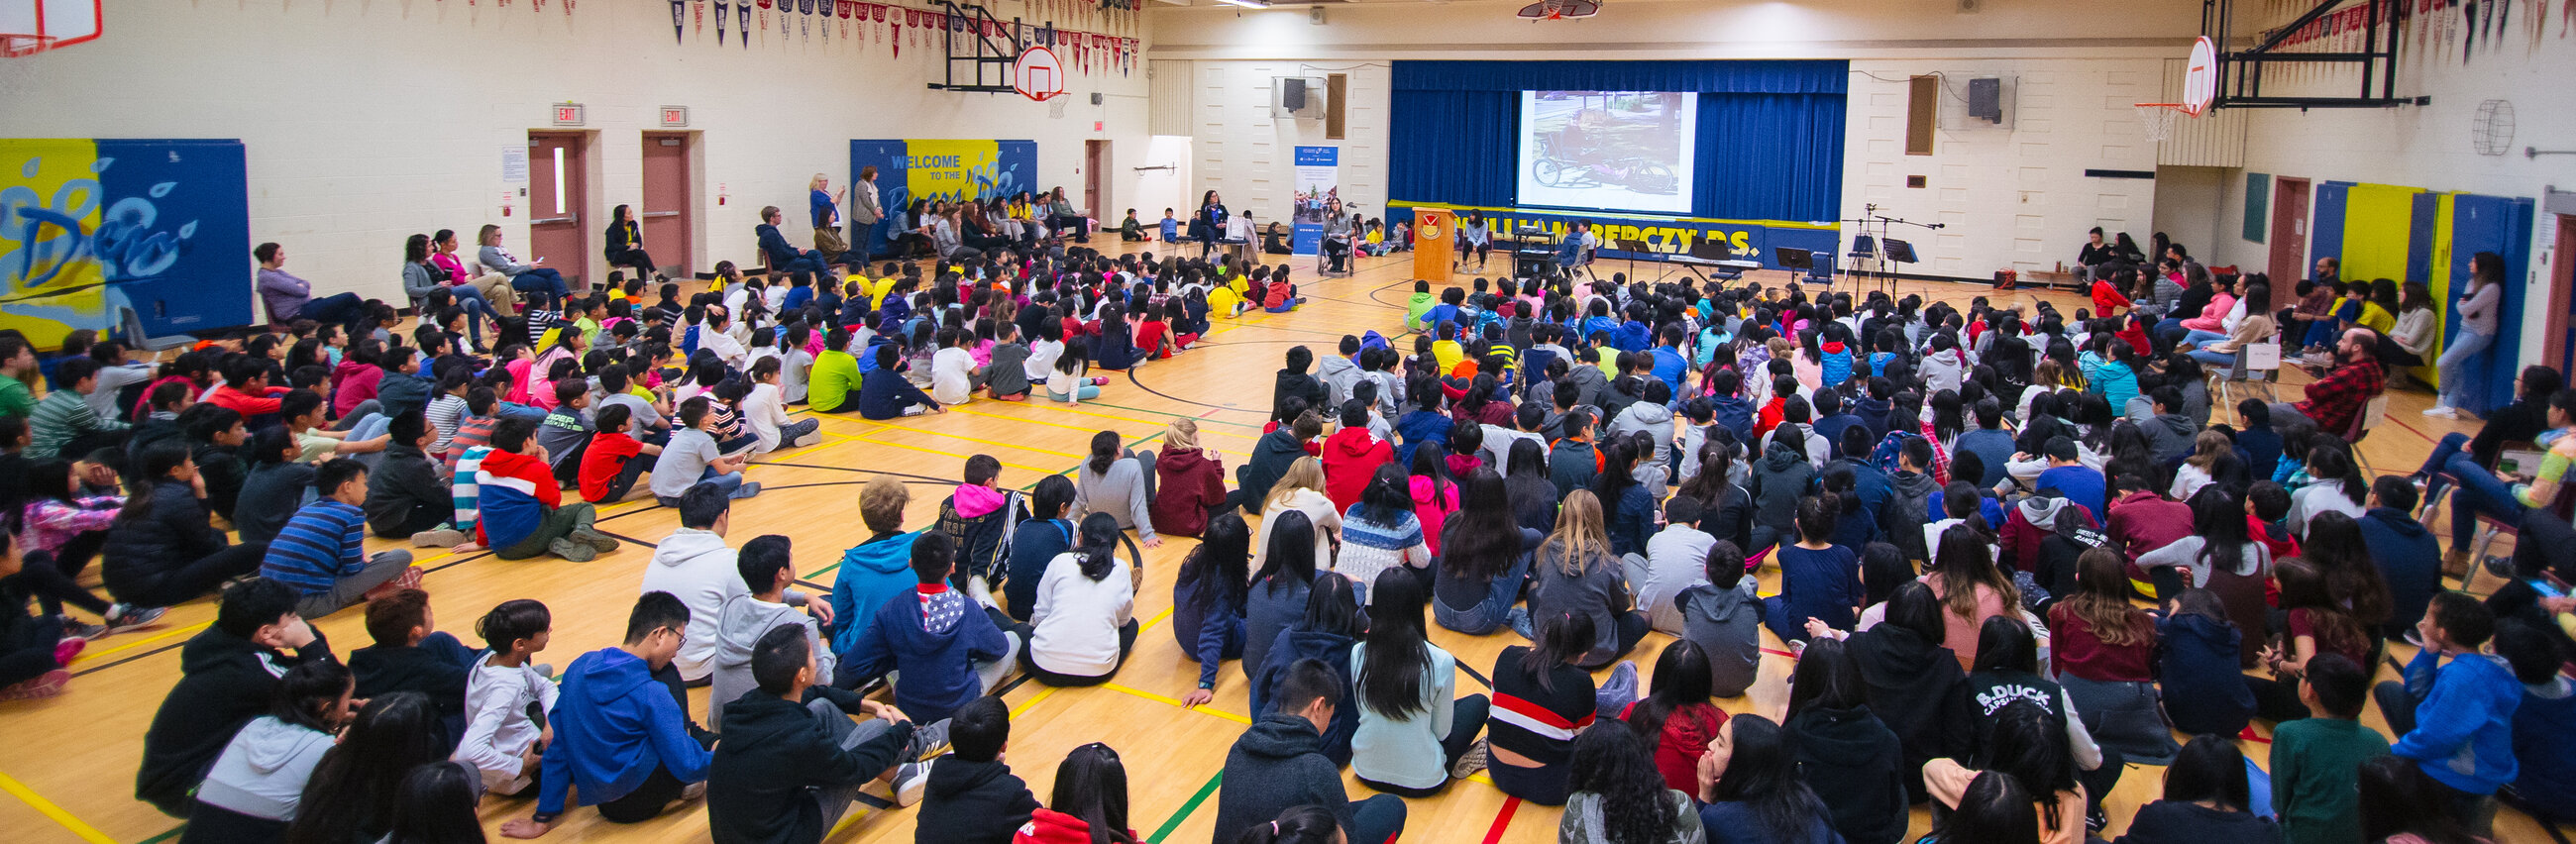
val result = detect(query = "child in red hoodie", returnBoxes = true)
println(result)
[1319,400,1392,512]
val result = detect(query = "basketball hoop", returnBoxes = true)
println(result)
[2134,103,2184,143]
[0,32,54,56]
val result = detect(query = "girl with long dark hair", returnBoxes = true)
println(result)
[1623,641,1726,797]
[1241,508,1321,688]
[1503,437,1561,534]
[377,762,488,844]
[1806,581,1967,802]
[1694,714,1841,844]
[1781,637,1909,844]
[2135,486,2272,666]
[2246,558,2375,723]
[182,662,355,844]
[1334,467,1432,603]
[1175,511,1250,708]
[1349,569,1490,796]
[2426,252,2504,418]
[2298,510,2397,638]
[1244,574,1363,765]
[1023,513,1138,686]
[1488,611,1604,805]
[1926,701,2088,844]
[1017,743,1137,844]
[2117,735,2280,843]
[1435,469,1539,634]
[284,691,448,844]
[1941,773,2043,844]
[1559,721,1703,844]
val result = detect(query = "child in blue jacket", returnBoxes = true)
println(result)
[2375,591,2523,819]
[509,592,712,836]
[840,532,1025,726]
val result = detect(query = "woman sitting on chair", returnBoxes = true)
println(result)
[1197,190,1230,259]
[1455,212,1492,270]
[602,205,658,282]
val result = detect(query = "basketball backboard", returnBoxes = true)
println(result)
[0,0,101,56]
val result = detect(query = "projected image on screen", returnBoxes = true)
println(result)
[1518,90,1698,215]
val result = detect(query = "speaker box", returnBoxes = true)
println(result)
[1968,77,2001,123]
[1281,78,1307,111]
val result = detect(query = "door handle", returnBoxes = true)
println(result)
[531,216,578,225]
[640,211,682,218]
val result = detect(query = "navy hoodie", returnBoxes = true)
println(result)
[2357,506,2443,640]
[2156,613,2256,737]
[1708,394,1756,444]
[537,648,713,816]
[844,585,1011,725]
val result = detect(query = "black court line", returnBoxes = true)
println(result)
[744,463,963,484]
[75,548,504,678]
[795,579,833,592]
[590,529,658,548]
[1457,661,1493,690]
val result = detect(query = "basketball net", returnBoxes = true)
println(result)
[2134,103,2183,143]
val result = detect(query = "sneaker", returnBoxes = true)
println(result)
[1449,737,1490,780]
[680,782,706,802]
[967,576,998,611]
[411,528,469,548]
[891,761,932,807]
[2483,554,2517,579]
[104,604,166,635]
[910,718,952,761]
[58,619,106,641]
[549,537,598,563]
[571,528,621,553]
[0,670,69,699]
[792,431,822,448]
[54,636,86,665]
[2421,405,2458,419]
[734,481,763,498]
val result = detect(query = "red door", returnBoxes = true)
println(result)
[1084,140,1108,219]
[640,133,694,279]
[527,133,591,291]
[2269,176,2310,283]
[2548,215,2576,376]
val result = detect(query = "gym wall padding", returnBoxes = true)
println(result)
[2338,182,2422,284]
[2307,179,2536,414]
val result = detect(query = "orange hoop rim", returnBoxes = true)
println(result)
[0,34,59,57]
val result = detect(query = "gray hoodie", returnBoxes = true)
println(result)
[1677,578,1764,697]
[193,716,335,821]
[1561,364,1610,412]
[1315,354,1364,409]
[1607,400,1675,467]
[638,528,747,682]
[706,592,832,726]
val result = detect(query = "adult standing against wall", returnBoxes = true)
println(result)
[601,205,658,283]
[1198,190,1230,259]
[849,166,884,260]
[477,225,572,306]
[2425,252,2504,420]
[255,243,367,331]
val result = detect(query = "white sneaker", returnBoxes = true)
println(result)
[411,528,469,548]
[2420,406,2457,419]
[892,761,932,807]
[793,431,822,448]
[967,576,999,611]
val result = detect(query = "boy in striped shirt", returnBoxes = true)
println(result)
[260,458,418,617]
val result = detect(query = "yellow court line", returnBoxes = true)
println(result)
[71,621,210,666]
[1011,686,1061,718]
[1007,400,1261,438]
[884,427,1085,460]
[1102,683,1253,725]
[843,435,1058,475]
[943,405,1149,437]
[747,430,860,464]
[1138,605,1174,635]
[0,769,117,844]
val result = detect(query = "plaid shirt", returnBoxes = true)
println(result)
[2297,356,2385,434]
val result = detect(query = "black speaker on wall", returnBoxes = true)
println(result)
[1968,77,2001,123]
[1281,78,1308,111]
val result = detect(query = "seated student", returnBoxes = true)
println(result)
[650,396,762,505]
[457,599,558,796]
[260,459,418,618]
[1022,513,1139,686]
[533,381,593,487]
[1764,495,1863,645]
[1525,490,1649,669]
[1559,720,1706,844]
[1213,658,1409,844]
[179,661,354,844]
[230,426,317,547]
[1348,569,1490,797]
[1672,540,1762,699]
[137,578,335,817]
[643,485,807,686]
[1924,701,2090,844]
[477,417,618,562]
[577,403,662,504]
[710,535,832,727]
[2156,588,2258,738]
[842,532,1024,726]
[2494,619,2576,825]
[1782,638,1909,844]
[1630,496,1717,635]
[2115,735,2282,844]
[365,412,471,548]
[1014,743,1139,843]
[1693,713,1843,844]
[2050,548,2179,766]
[27,358,132,459]
[2268,654,2389,844]
[709,626,932,844]
[858,344,944,419]
[1487,612,1606,806]
[1961,615,2122,826]
[916,696,1041,844]
[2373,591,2522,829]
[346,587,480,745]
[507,592,716,836]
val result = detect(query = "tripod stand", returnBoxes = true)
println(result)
[1838,204,1940,295]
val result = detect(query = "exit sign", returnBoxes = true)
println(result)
[659,106,690,128]
[551,102,586,126]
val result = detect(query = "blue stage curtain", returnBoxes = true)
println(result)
[1389,59,1847,224]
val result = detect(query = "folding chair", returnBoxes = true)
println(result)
[2347,393,2392,475]
[2209,338,2282,406]
[2450,479,2576,593]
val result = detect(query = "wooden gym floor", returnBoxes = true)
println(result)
[0,244,2552,844]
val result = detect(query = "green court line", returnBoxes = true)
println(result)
[139,825,185,844]
[1147,771,1226,844]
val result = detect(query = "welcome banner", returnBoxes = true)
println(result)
[1389,201,1838,272]
[848,139,1039,257]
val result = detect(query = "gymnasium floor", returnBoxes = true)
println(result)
[0,245,2553,844]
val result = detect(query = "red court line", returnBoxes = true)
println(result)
[1481,796,1523,844]
[1761,647,1797,658]
[1199,409,1220,418]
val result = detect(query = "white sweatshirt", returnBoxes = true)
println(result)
[1027,552,1135,677]
[456,655,559,792]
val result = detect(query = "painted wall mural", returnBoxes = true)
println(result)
[0,139,255,347]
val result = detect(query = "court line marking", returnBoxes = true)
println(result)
[1011,686,1060,718]
[878,426,1086,459]
[69,622,210,666]
[1481,795,1523,844]
[1100,683,1253,724]
[1146,771,1226,844]
[943,405,1257,444]
[0,768,118,844]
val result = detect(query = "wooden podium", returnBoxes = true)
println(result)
[1411,207,1454,285]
